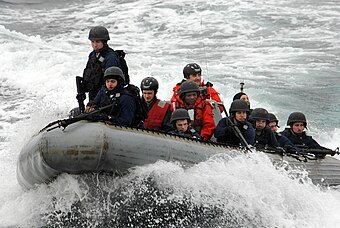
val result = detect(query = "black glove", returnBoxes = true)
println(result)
[205,81,213,87]
[76,93,86,101]
[59,119,70,128]
[199,86,208,96]
[284,145,298,154]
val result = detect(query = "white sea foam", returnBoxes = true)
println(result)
[0,0,339,226]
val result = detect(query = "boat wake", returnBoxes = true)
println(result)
[3,152,340,227]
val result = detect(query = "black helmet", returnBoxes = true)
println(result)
[103,67,125,82]
[170,108,190,124]
[268,113,279,127]
[183,63,202,78]
[88,26,110,41]
[251,108,269,121]
[179,81,200,97]
[229,99,250,115]
[140,77,159,91]
[268,113,279,123]
[287,112,307,127]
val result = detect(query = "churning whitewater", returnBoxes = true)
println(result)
[0,0,340,227]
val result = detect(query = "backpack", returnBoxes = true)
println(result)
[123,84,148,127]
[115,50,130,85]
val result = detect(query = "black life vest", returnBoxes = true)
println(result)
[82,47,112,92]
[82,48,130,92]
[98,90,121,117]
[254,126,278,148]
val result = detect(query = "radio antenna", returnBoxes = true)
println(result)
[240,81,245,92]
[201,19,209,80]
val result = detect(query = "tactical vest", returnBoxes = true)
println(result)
[283,130,316,148]
[170,128,201,140]
[82,48,117,92]
[99,85,146,127]
[255,126,278,148]
[217,119,251,146]
[255,128,271,146]
[99,90,121,117]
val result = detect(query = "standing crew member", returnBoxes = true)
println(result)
[82,26,121,101]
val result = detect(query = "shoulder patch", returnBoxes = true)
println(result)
[157,100,167,108]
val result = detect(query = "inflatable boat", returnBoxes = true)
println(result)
[17,120,340,190]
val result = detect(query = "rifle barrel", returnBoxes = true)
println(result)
[40,103,115,132]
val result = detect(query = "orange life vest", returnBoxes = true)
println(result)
[172,97,215,141]
[171,81,222,112]
[144,99,170,130]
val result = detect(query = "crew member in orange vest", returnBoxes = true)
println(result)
[170,63,222,112]
[141,77,172,131]
[172,80,215,141]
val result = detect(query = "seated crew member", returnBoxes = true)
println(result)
[214,99,255,146]
[172,80,215,141]
[168,108,202,140]
[268,113,296,151]
[85,67,136,126]
[170,63,222,111]
[251,108,279,148]
[233,92,253,113]
[140,77,172,131]
[281,112,322,149]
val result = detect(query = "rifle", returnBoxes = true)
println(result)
[75,76,86,114]
[39,103,114,133]
[297,147,340,157]
[219,103,254,153]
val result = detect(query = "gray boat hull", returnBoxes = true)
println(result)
[17,121,340,190]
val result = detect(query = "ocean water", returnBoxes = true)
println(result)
[0,0,340,227]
